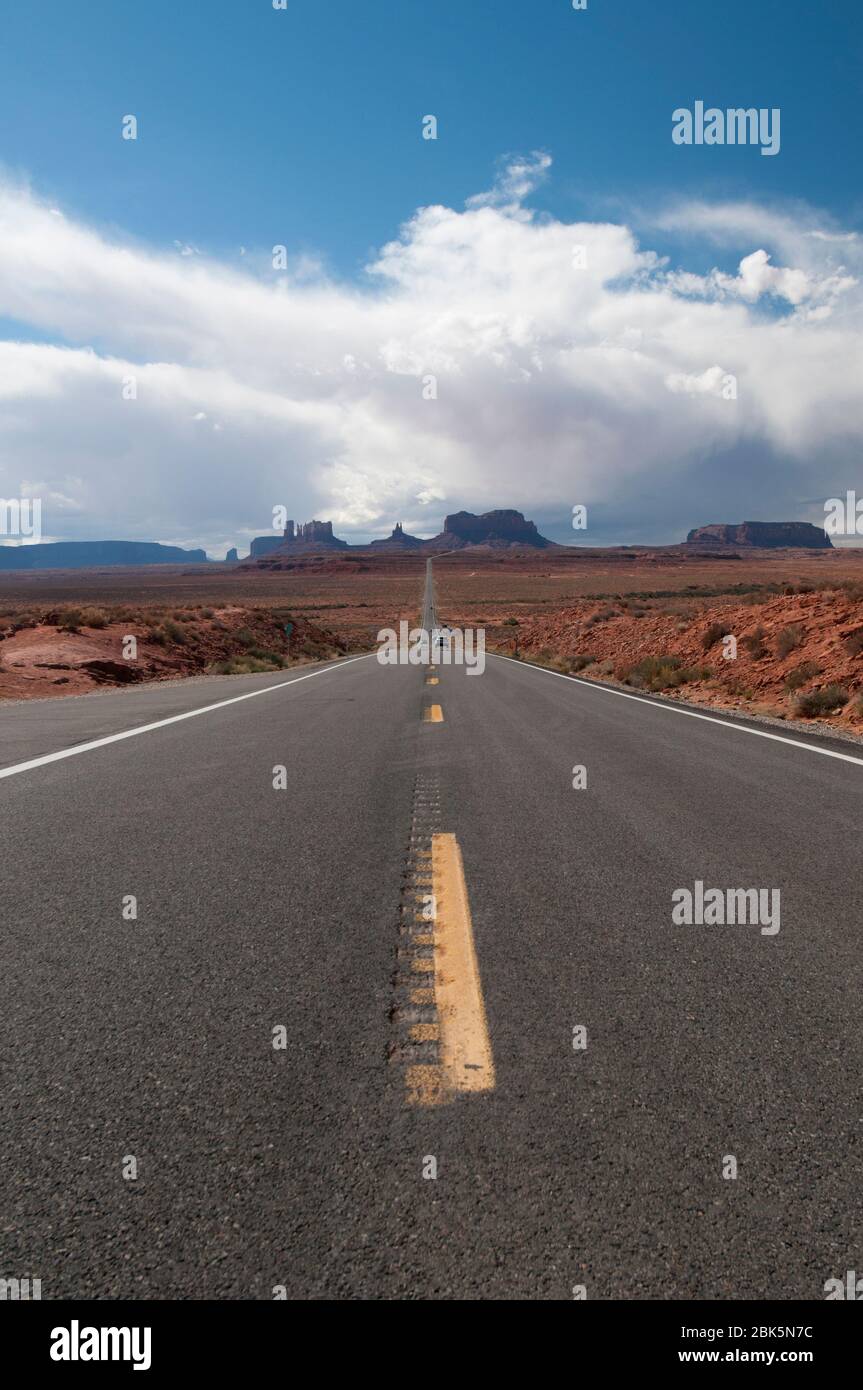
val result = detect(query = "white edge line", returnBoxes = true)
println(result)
[0,654,374,781]
[489,652,863,769]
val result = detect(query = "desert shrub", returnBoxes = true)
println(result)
[569,654,595,672]
[624,655,710,691]
[624,655,681,690]
[794,684,849,717]
[837,580,863,602]
[844,629,863,656]
[854,694,863,718]
[235,627,256,649]
[702,621,733,651]
[663,664,711,688]
[741,626,768,660]
[146,627,167,646]
[162,619,187,644]
[211,656,281,676]
[246,646,284,667]
[57,607,85,632]
[783,661,820,692]
[776,624,804,658]
[502,617,519,626]
[80,607,108,629]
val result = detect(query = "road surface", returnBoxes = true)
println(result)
[1,563,861,1299]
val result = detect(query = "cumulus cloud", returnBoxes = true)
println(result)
[0,161,861,553]
[664,246,856,310]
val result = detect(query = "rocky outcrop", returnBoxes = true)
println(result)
[249,535,285,558]
[498,586,863,727]
[250,519,349,559]
[686,522,832,550]
[287,520,348,547]
[80,658,146,683]
[427,509,555,550]
[224,547,239,563]
[248,509,556,559]
[369,523,424,550]
[0,606,349,700]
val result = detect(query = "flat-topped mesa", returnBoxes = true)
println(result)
[430,509,555,549]
[0,540,209,570]
[686,522,832,550]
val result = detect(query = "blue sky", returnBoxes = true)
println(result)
[2,0,859,276]
[0,0,861,551]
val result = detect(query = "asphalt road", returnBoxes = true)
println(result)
[1,567,861,1300]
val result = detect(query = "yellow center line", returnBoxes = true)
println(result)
[410,1023,440,1043]
[426,676,439,685]
[423,704,444,723]
[405,1065,446,1107]
[430,832,495,1098]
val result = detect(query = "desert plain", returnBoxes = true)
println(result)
[2,544,863,737]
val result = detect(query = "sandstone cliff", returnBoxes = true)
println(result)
[686,522,832,550]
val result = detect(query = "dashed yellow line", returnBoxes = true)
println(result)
[423,704,444,722]
[430,833,495,1098]
[405,1064,446,1107]
[426,676,439,686]
[410,1023,440,1043]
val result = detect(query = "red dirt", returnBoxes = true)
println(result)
[497,587,863,731]
[0,605,347,701]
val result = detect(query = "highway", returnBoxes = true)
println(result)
[1,561,861,1300]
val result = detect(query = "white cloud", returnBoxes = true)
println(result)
[665,366,731,396]
[466,151,552,210]
[0,162,861,550]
